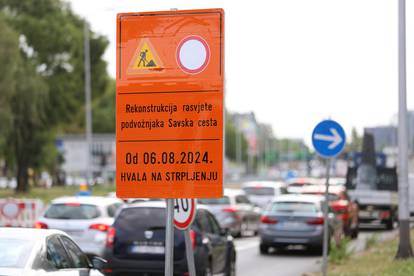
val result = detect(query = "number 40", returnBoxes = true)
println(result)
[174,199,189,213]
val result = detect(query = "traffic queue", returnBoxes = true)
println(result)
[0,176,361,276]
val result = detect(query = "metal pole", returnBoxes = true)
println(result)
[184,229,196,276]
[236,130,242,164]
[396,0,413,259]
[84,22,93,185]
[165,199,174,276]
[322,158,331,276]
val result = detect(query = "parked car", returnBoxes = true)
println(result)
[0,227,106,276]
[35,196,124,257]
[259,194,342,255]
[199,188,261,237]
[286,178,321,194]
[241,181,287,209]
[103,201,236,276]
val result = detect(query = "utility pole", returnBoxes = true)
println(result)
[84,22,93,185]
[396,0,413,259]
[236,130,242,164]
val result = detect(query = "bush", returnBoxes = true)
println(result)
[329,237,352,265]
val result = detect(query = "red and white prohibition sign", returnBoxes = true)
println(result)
[173,198,197,230]
[176,35,210,74]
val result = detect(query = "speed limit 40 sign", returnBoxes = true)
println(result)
[173,199,196,230]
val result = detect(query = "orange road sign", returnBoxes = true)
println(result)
[116,9,224,198]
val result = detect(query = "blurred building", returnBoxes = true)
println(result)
[56,134,115,183]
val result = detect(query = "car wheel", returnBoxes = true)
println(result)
[385,217,394,230]
[226,252,236,276]
[311,244,324,256]
[259,243,269,255]
[350,225,359,239]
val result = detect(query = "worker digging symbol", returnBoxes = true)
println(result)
[127,38,163,74]
[138,49,156,68]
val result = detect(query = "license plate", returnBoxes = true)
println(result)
[282,222,302,228]
[359,211,370,217]
[130,245,165,254]
[65,230,84,237]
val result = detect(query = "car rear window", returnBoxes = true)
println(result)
[44,203,100,220]
[302,192,339,201]
[198,196,231,205]
[0,238,34,268]
[115,207,165,229]
[268,202,318,213]
[243,187,274,196]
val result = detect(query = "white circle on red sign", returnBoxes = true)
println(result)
[2,202,20,219]
[177,36,210,74]
[173,198,196,230]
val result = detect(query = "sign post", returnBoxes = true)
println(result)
[312,119,346,276]
[174,198,197,276]
[116,9,224,276]
[165,199,175,276]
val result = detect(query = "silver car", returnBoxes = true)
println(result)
[242,181,287,209]
[199,188,261,237]
[259,194,342,255]
[0,228,105,276]
[35,196,124,257]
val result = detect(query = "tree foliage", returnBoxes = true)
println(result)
[0,0,111,191]
[225,114,248,162]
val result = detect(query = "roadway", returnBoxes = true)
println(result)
[234,228,397,276]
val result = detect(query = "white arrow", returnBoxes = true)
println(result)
[314,128,342,150]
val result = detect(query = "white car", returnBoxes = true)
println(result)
[0,227,105,276]
[286,177,322,194]
[242,181,287,209]
[35,196,124,257]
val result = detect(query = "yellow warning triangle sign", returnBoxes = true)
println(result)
[127,38,163,75]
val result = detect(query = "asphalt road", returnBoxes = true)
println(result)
[234,236,320,276]
[234,228,397,276]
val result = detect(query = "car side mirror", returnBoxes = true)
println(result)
[91,256,107,271]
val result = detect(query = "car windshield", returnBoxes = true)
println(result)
[198,196,231,205]
[243,187,274,196]
[0,239,34,268]
[45,203,100,220]
[268,201,318,213]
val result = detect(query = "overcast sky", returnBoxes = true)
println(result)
[67,0,414,145]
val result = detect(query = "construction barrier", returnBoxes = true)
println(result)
[0,199,44,228]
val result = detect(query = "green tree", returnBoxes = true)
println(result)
[0,0,111,191]
[347,127,362,152]
[92,79,115,133]
[0,14,19,151]
[225,114,248,162]
[0,0,109,129]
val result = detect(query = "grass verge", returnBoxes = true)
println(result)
[329,230,414,276]
[0,185,115,203]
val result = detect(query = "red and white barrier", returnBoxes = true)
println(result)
[0,199,44,228]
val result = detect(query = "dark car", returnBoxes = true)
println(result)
[199,189,261,237]
[103,201,236,276]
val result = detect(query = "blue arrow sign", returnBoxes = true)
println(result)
[312,120,346,158]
